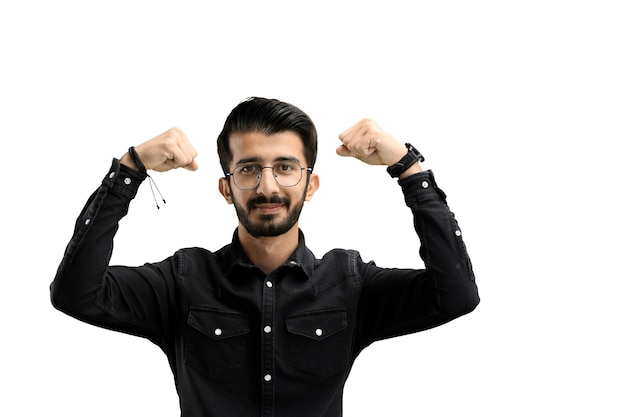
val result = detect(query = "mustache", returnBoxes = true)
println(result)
[247,195,290,210]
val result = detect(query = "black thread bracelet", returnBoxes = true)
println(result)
[128,146,147,174]
[127,146,166,209]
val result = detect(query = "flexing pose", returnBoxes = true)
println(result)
[51,97,479,416]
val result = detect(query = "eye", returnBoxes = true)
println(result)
[238,164,260,175]
[276,162,297,173]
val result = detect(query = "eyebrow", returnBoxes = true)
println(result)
[235,156,302,166]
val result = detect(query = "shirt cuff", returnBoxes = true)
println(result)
[398,169,447,206]
[101,158,148,200]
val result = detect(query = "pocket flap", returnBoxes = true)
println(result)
[285,308,347,340]
[188,307,250,340]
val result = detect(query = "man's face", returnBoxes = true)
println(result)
[219,131,319,238]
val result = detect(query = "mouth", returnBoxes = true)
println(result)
[254,203,285,215]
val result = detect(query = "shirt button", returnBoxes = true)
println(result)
[264,374,272,382]
[421,180,429,188]
[124,177,132,185]
[214,328,222,336]
[266,281,273,288]
[315,328,323,337]
[109,172,115,179]
[264,326,272,334]
[455,230,462,237]
[84,219,91,225]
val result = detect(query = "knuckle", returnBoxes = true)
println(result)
[163,135,178,148]
[168,126,183,136]
[163,127,184,143]
[362,118,377,131]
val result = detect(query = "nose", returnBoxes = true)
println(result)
[256,166,280,196]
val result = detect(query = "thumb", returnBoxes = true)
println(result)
[184,159,200,171]
[336,144,353,157]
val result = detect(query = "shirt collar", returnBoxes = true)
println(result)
[220,228,316,280]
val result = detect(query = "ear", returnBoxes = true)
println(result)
[218,177,234,204]
[304,173,320,201]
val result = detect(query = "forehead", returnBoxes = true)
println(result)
[228,131,306,165]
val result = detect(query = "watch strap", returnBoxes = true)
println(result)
[386,143,424,178]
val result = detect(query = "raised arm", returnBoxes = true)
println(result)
[337,119,479,347]
[50,128,198,343]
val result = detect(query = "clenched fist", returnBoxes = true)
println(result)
[337,119,422,177]
[121,127,198,172]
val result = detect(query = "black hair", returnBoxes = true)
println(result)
[217,97,318,173]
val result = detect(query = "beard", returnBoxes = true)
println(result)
[232,191,306,238]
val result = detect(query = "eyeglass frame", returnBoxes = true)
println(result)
[224,160,313,190]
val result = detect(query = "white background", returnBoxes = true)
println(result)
[1,1,625,416]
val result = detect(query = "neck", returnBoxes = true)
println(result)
[237,223,300,275]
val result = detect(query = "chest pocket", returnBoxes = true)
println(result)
[285,308,348,379]
[185,307,251,378]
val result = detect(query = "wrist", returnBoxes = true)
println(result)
[120,153,139,171]
[398,163,422,179]
[385,143,411,166]
[386,143,424,178]
[121,146,148,174]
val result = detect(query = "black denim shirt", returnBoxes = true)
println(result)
[51,159,479,417]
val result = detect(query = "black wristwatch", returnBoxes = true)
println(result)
[386,143,424,178]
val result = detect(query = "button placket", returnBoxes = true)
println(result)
[261,276,275,415]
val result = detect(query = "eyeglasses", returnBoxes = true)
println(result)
[225,161,312,190]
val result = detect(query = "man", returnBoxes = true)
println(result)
[51,97,479,416]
